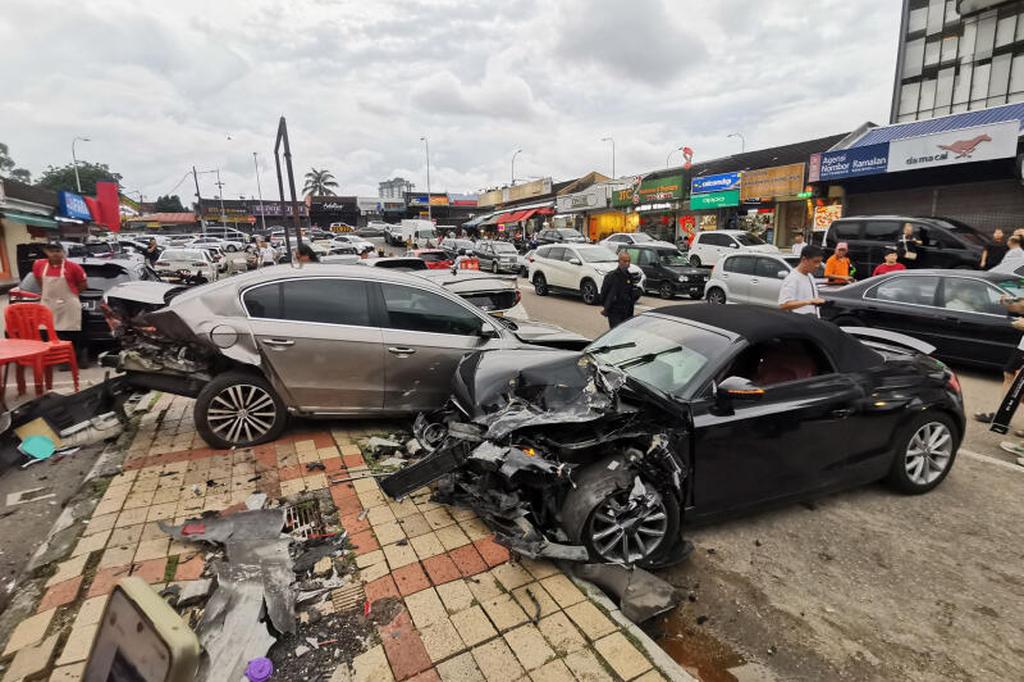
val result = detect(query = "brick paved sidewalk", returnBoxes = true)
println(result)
[0,395,692,682]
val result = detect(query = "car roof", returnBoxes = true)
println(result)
[619,243,678,251]
[651,303,883,371]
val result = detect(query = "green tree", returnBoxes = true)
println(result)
[37,161,122,195]
[302,168,339,197]
[153,194,186,212]
[0,142,32,184]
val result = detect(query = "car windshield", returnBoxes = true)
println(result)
[735,232,765,246]
[655,250,688,266]
[586,316,726,396]
[557,229,580,238]
[632,233,654,243]
[933,218,988,245]
[576,246,618,263]
[995,277,1024,299]
[492,242,517,253]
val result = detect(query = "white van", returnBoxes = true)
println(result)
[399,219,439,248]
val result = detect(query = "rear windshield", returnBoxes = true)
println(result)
[461,290,518,312]
[735,232,765,246]
[419,252,447,262]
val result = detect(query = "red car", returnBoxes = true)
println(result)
[409,249,452,270]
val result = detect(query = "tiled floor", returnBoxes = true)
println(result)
[0,395,685,681]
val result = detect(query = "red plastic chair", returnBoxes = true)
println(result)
[4,303,79,393]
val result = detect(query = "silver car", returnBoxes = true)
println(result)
[704,253,826,307]
[106,264,582,449]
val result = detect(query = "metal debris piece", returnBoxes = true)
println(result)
[572,563,683,623]
[365,436,401,453]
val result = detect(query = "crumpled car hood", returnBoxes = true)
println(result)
[508,320,589,349]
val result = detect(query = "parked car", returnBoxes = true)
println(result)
[704,253,827,307]
[10,257,166,361]
[189,235,243,252]
[600,232,674,249]
[104,265,600,448]
[329,222,355,233]
[440,238,477,259]
[356,222,388,238]
[822,216,989,276]
[518,250,535,278]
[382,304,964,567]
[528,243,645,305]
[535,228,588,245]
[331,234,375,254]
[407,249,452,270]
[153,248,220,284]
[358,257,429,271]
[688,230,779,267]
[820,269,1024,370]
[615,244,707,300]
[398,219,439,248]
[474,240,520,274]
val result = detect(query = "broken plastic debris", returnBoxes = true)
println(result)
[244,657,274,682]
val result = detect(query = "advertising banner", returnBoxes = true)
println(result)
[691,172,741,195]
[813,204,843,231]
[556,185,610,213]
[887,120,1020,173]
[689,189,740,209]
[811,143,890,181]
[57,191,93,221]
[611,174,685,207]
[507,177,552,202]
[740,163,806,201]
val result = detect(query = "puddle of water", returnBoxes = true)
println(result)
[654,608,746,682]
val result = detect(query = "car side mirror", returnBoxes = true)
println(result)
[477,325,499,340]
[777,270,788,279]
[718,376,765,400]
[730,243,739,248]
[568,258,582,266]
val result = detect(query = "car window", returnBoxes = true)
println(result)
[493,242,517,253]
[867,275,940,306]
[723,255,755,275]
[380,283,483,336]
[863,221,900,241]
[535,245,552,258]
[576,246,617,263]
[916,224,960,249]
[244,280,371,325]
[993,276,1024,298]
[548,247,568,261]
[633,233,654,243]
[734,232,765,247]
[655,249,689,266]
[830,221,861,242]
[699,233,723,247]
[637,249,657,266]
[940,277,1004,315]
[754,257,786,278]
[243,283,284,318]
[607,235,624,243]
[722,337,835,387]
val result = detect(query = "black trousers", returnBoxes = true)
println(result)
[607,313,630,329]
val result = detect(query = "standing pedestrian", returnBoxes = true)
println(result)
[295,243,319,263]
[824,242,855,284]
[257,238,277,267]
[981,228,1008,270]
[1003,235,1024,267]
[778,245,825,316]
[872,246,906,276]
[33,242,89,366]
[599,251,640,328]
[897,222,921,267]
[144,238,161,266]
[790,233,806,256]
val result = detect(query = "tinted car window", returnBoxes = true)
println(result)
[863,221,900,241]
[754,257,786,278]
[547,247,567,261]
[700,233,727,247]
[723,255,755,275]
[243,283,283,318]
[380,283,483,336]
[244,280,371,325]
[941,278,1004,315]
[916,224,960,249]
[830,221,861,241]
[868,275,940,306]
[734,232,765,246]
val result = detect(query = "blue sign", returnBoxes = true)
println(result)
[407,193,428,206]
[691,171,741,195]
[814,143,890,181]
[57,191,93,221]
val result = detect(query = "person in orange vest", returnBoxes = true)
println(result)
[824,242,855,285]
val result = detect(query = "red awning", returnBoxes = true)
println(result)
[516,209,538,221]
[495,212,515,223]
[535,207,554,216]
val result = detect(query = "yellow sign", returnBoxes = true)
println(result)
[740,163,806,201]
[478,189,504,207]
[429,195,449,206]
[507,178,552,202]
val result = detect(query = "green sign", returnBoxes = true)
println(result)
[689,189,740,210]
[797,191,813,198]
[611,174,685,207]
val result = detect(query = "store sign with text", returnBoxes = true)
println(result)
[887,120,1020,173]
[556,185,610,213]
[740,163,806,201]
[58,191,93,221]
[809,143,890,182]
[611,174,684,207]
[691,172,741,195]
[689,189,740,209]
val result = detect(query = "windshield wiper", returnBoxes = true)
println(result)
[587,341,636,356]
[616,346,683,370]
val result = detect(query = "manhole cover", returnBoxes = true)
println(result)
[283,499,327,540]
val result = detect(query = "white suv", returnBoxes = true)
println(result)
[688,230,778,268]
[528,244,646,305]
[599,232,674,249]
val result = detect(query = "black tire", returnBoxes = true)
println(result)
[560,455,681,569]
[195,371,288,449]
[519,266,528,278]
[885,411,959,494]
[659,282,675,300]
[581,279,599,305]
[706,287,726,304]
[534,272,548,296]
[688,291,703,300]
[226,245,238,252]
[689,255,702,267]
[492,261,499,274]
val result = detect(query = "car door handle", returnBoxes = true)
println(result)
[831,408,856,418]
[388,346,416,355]
[264,338,294,347]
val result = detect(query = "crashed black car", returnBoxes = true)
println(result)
[383,305,965,569]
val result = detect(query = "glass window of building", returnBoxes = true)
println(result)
[924,39,941,67]
[940,35,959,63]
[1017,10,1024,41]
[944,0,959,25]
[975,12,998,58]
[1010,53,1024,95]
[990,53,1012,98]
[919,78,938,113]
[935,66,955,113]
[926,0,945,34]
[970,61,992,104]
[904,38,926,78]
[909,6,928,33]
[900,81,922,116]
[952,63,973,104]
[996,15,1017,48]
[960,20,978,63]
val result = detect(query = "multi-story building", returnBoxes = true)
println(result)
[378,177,414,199]
[891,0,1024,122]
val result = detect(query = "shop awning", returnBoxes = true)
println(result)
[464,212,496,228]
[1,210,58,229]
[495,212,517,223]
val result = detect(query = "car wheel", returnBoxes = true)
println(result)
[581,279,599,305]
[689,255,702,267]
[534,272,548,296]
[195,371,288,449]
[560,456,680,569]
[659,282,674,300]
[226,245,237,252]
[886,412,958,494]
[492,261,499,274]
[706,287,726,304]
[519,266,528,278]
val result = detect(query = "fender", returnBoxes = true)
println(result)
[838,326,936,356]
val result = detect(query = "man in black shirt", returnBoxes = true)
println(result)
[600,251,641,328]
[982,228,1008,270]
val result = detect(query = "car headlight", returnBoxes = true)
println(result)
[678,276,687,282]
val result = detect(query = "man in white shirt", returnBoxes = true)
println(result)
[778,245,825,317]
[257,239,277,267]
[994,235,1024,273]
[790,233,806,256]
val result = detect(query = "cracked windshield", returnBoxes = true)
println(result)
[1,1,1022,681]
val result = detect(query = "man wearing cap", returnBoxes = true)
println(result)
[872,246,906,277]
[824,242,855,285]
[32,242,88,364]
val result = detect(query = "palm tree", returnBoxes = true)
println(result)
[302,168,339,197]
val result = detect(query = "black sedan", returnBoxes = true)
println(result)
[613,243,707,299]
[384,305,964,568]
[820,269,1023,370]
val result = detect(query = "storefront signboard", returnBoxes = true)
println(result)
[406,193,429,206]
[556,185,610,213]
[691,172,741,195]
[449,193,479,207]
[689,189,740,209]
[887,120,1020,173]
[357,197,381,212]
[429,195,449,206]
[478,188,504,207]
[740,163,806,201]
[809,143,890,182]
[813,203,843,231]
[58,191,93,221]
[507,178,552,203]
[611,174,684,207]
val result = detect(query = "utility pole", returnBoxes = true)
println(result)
[420,137,432,222]
[213,169,231,229]
[253,152,267,233]
[192,166,206,234]
[727,132,745,154]
[601,137,615,178]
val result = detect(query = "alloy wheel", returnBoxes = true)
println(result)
[905,421,953,486]
[582,281,597,304]
[660,282,674,300]
[707,288,726,304]
[589,485,669,564]
[207,383,278,445]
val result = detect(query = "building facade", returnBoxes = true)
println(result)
[378,177,415,199]
[892,0,1024,122]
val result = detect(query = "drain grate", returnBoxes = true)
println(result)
[283,499,327,540]
[331,582,365,613]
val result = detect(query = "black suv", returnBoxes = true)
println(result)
[614,243,708,299]
[823,216,989,276]
[535,228,587,245]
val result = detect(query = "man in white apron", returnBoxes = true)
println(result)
[32,242,88,366]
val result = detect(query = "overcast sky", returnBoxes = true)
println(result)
[0,0,900,202]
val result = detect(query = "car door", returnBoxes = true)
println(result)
[752,256,788,307]
[860,274,945,349]
[720,254,756,302]
[242,278,385,412]
[625,247,655,285]
[545,247,571,288]
[934,276,1018,366]
[916,224,965,270]
[374,281,498,411]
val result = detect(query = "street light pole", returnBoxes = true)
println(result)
[727,132,745,154]
[666,147,683,167]
[192,166,207,234]
[71,136,90,193]
[420,136,432,222]
[601,137,615,178]
[253,152,267,233]
[511,149,522,186]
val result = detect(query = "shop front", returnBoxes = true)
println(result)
[611,174,685,243]
[554,184,621,241]
[685,171,744,241]
[739,162,808,248]
[0,180,60,286]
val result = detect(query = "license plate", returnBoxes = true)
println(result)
[82,301,96,311]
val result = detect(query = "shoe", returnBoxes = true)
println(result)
[974,412,995,423]
[999,441,1024,457]
[1014,430,1024,439]
[1017,457,1024,468]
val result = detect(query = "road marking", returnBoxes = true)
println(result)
[960,448,1024,473]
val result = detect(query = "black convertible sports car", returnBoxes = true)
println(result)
[383,305,965,569]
